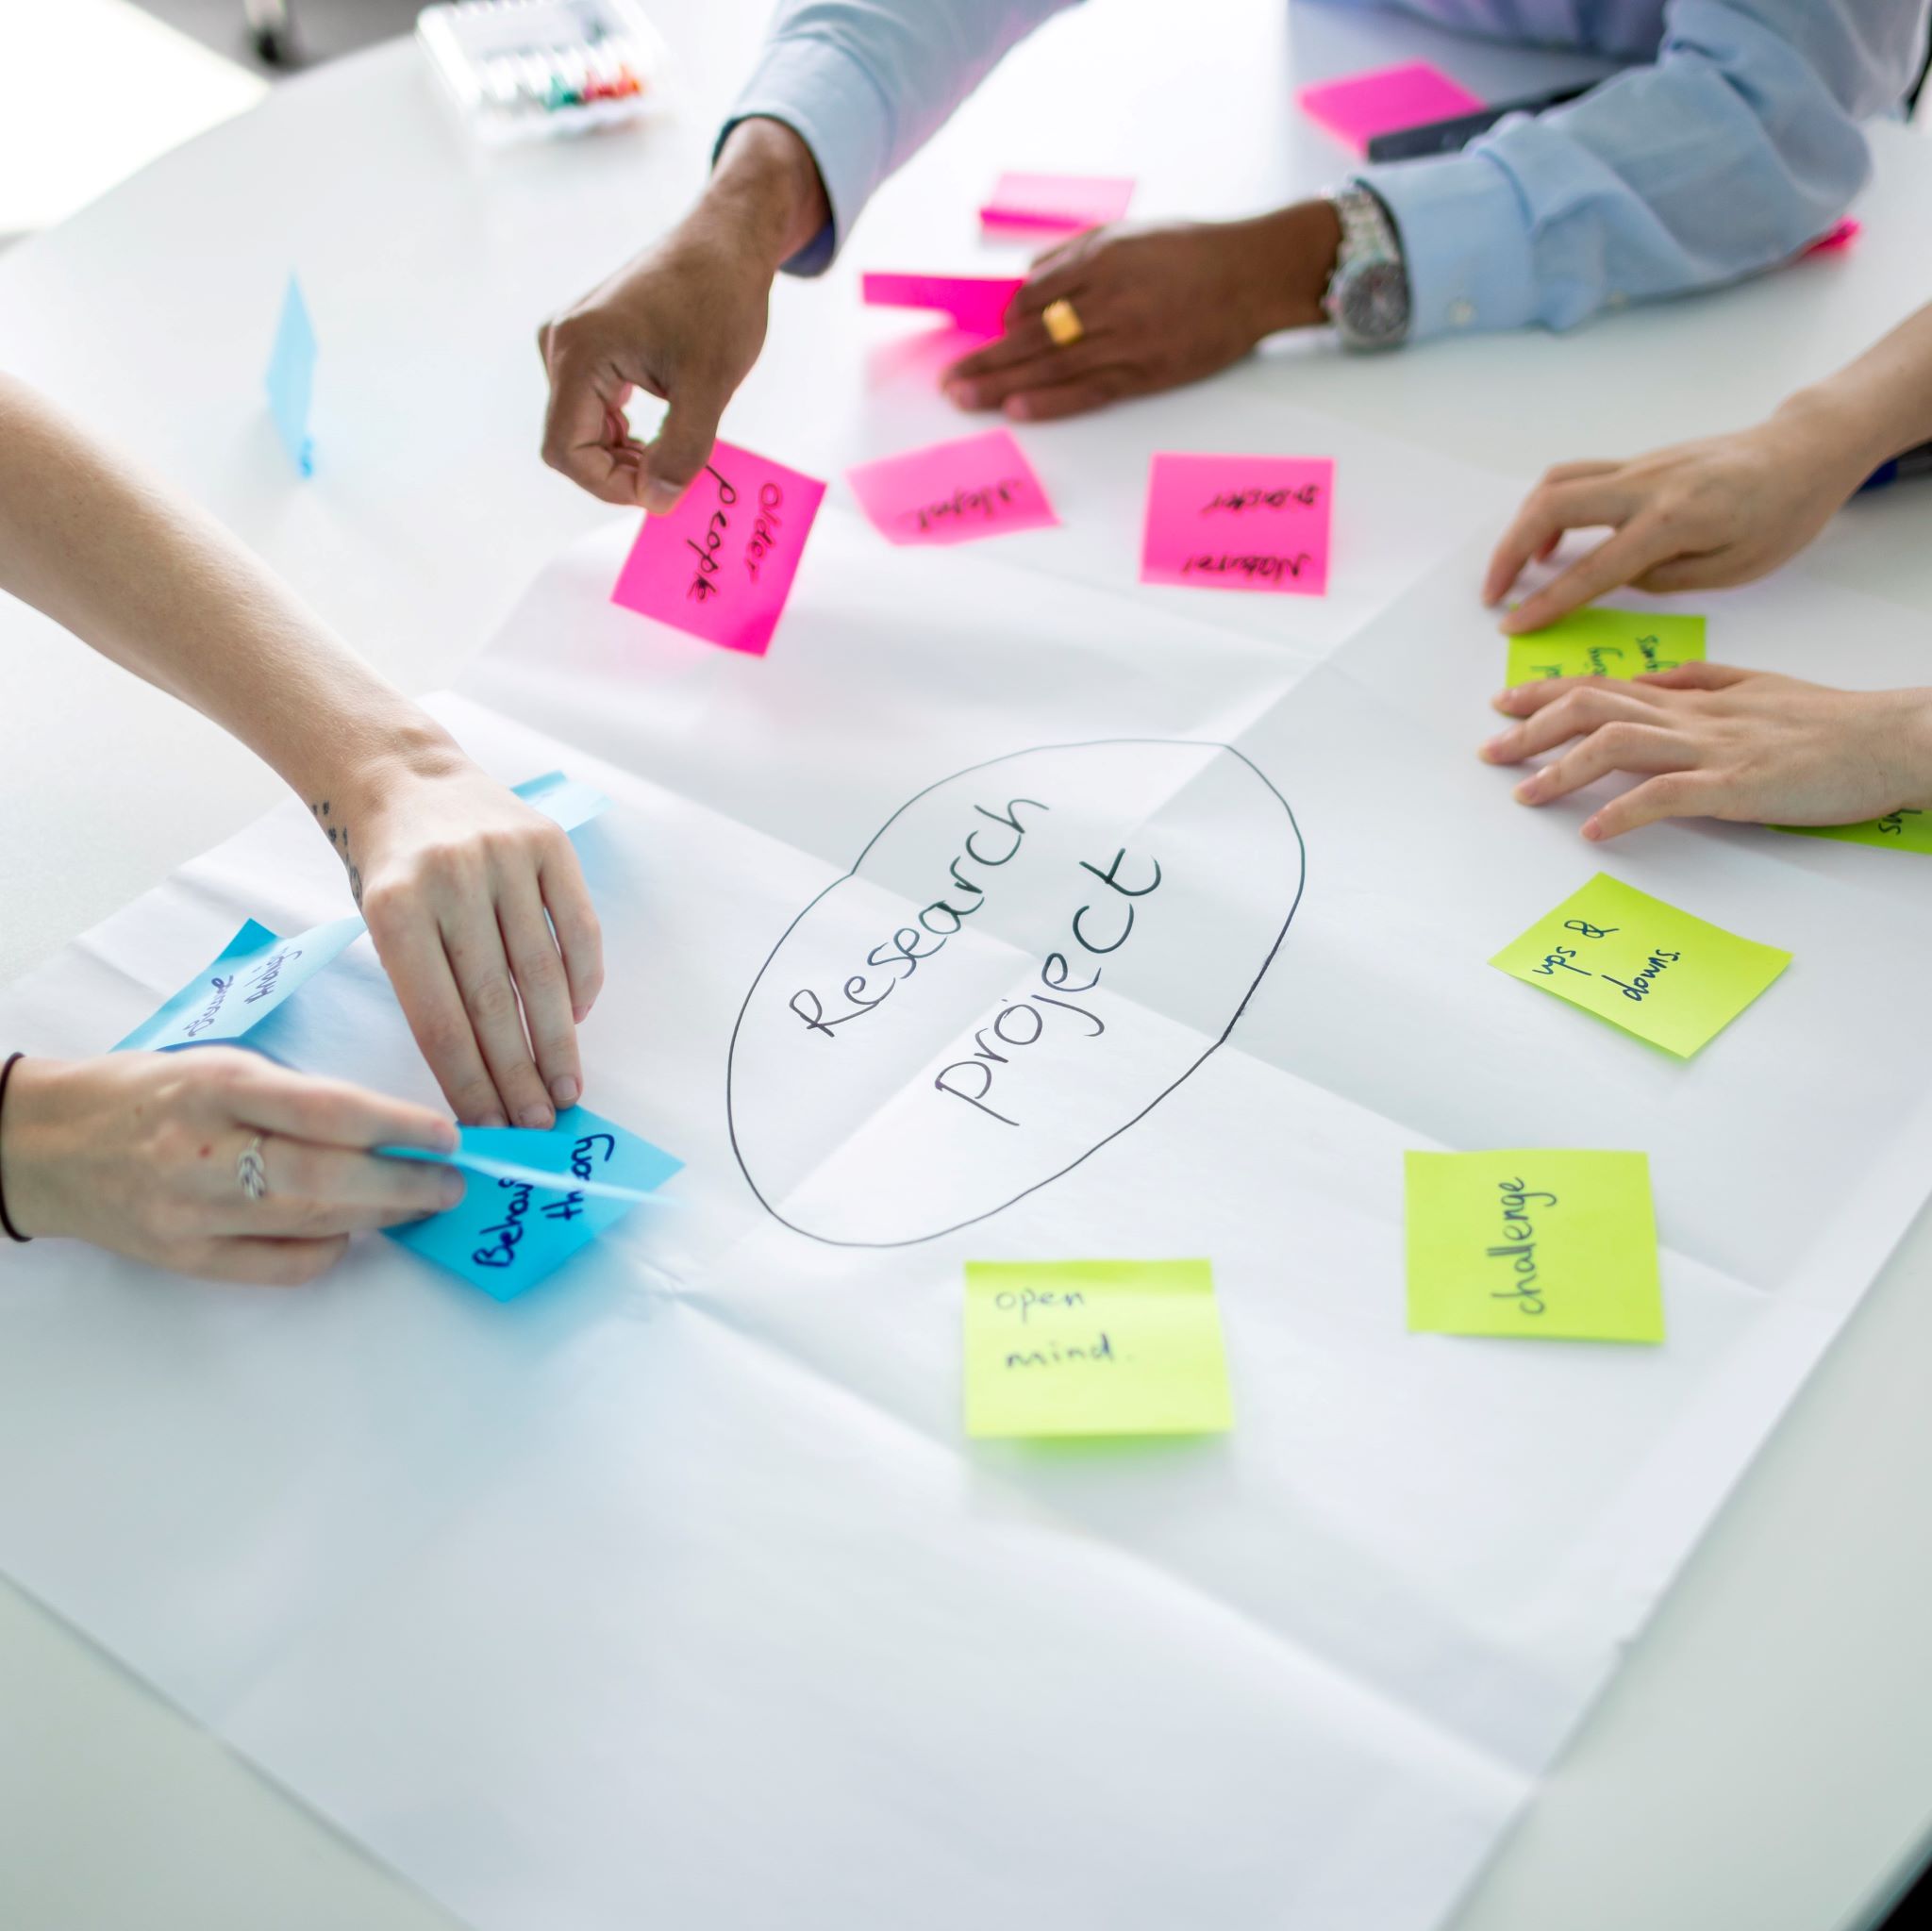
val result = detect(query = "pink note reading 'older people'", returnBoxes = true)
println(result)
[861,273,1025,337]
[610,439,825,656]
[1141,453,1334,596]
[979,173,1136,236]
[846,429,1058,547]
[1296,61,1486,155]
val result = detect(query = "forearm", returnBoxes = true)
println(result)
[0,378,458,819]
[1779,302,1932,476]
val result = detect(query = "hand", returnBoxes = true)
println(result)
[0,1050,460,1284]
[330,748,604,1131]
[1484,397,1874,633]
[941,202,1341,424]
[537,118,828,510]
[1479,662,1932,840]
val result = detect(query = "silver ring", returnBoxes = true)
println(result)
[237,1134,269,1202]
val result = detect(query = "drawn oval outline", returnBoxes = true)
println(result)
[726,738,1306,1247]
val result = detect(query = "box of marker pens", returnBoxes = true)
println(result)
[417,0,666,144]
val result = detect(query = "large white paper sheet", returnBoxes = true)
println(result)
[4,509,1930,1931]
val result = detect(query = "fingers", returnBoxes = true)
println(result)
[1483,474,1633,609]
[496,868,583,1114]
[541,846,605,1026]
[220,1054,457,1154]
[216,1136,463,1238]
[539,334,649,511]
[1585,771,1724,841]
[1633,553,1736,596]
[638,387,726,514]
[1502,519,1681,634]
[1636,661,1752,692]
[1480,685,1667,764]
[1007,253,1091,319]
[366,905,509,1127]
[1511,722,1690,807]
[1001,372,1134,422]
[943,330,1115,412]
[186,1235,352,1289]
[442,901,557,1131]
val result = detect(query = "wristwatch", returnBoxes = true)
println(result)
[1323,183,1411,350]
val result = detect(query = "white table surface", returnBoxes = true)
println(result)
[3,4,1931,1927]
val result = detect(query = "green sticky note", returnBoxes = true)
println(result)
[1507,608,1706,686]
[963,1259,1232,1439]
[1491,872,1790,1057]
[1775,807,1932,854]
[1405,1150,1663,1342]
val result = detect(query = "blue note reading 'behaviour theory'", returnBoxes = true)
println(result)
[265,273,318,476]
[111,772,611,1054]
[380,1107,683,1298]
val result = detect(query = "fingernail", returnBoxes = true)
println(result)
[1582,820,1604,841]
[1513,776,1542,803]
[551,1075,579,1110]
[1479,735,1510,762]
[517,1102,555,1130]
[573,1004,591,1024]
[477,1110,508,1130]
[944,382,976,408]
[429,1119,459,1153]
[641,479,683,515]
[439,1173,467,1209]
[1491,688,1519,711]
[1004,397,1031,420]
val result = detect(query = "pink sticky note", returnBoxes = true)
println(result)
[610,440,825,656]
[1803,216,1861,256]
[861,273,1024,337]
[979,173,1136,236]
[1141,453,1334,596]
[847,429,1058,547]
[1296,61,1486,155]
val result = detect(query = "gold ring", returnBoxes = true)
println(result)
[1042,297,1084,348]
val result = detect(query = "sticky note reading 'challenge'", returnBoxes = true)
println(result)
[861,273,1024,337]
[846,429,1058,546]
[113,914,366,1054]
[1491,873,1790,1057]
[963,1259,1233,1439]
[611,441,825,657]
[1506,608,1707,687]
[979,173,1135,235]
[1776,808,1932,854]
[384,1107,682,1299]
[1296,61,1487,155]
[1405,1150,1664,1342]
[1141,453,1333,595]
[264,273,318,476]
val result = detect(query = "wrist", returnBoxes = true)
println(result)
[706,117,829,273]
[1774,379,1898,491]
[1888,690,1932,812]
[1239,200,1341,340]
[0,1057,81,1241]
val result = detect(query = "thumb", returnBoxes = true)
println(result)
[640,387,727,515]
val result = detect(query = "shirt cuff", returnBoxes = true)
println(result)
[1357,149,1541,342]
[718,35,896,278]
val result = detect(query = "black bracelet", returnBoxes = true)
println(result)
[0,1053,30,1243]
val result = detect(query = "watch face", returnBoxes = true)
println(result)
[1342,259,1410,344]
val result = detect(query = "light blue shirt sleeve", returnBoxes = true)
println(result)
[722,0,1080,275]
[1360,0,1929,339]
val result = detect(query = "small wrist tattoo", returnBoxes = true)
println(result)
[309,801,364,908]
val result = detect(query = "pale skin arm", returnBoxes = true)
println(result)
[1486,301,1932,632]
[0,375,603,1130]
[1478,663,1932,841]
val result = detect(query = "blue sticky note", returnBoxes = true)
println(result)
[383,1107,682,1299]
[265,274,318,476]
[513,770,610,836]
[114,914,365,1053]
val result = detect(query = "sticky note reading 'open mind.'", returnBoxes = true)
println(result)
[1507,609,1707,687]
[964,1258,1233,1439]
[1491,873,1790,1057]
[611,441,825,657]
[1141,453,1333,596]
[1296,61,1487,155]
[847,429,1058,546]
[1405,1150,1664,1342]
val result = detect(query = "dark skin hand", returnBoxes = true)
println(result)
[942,201,1342,422]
